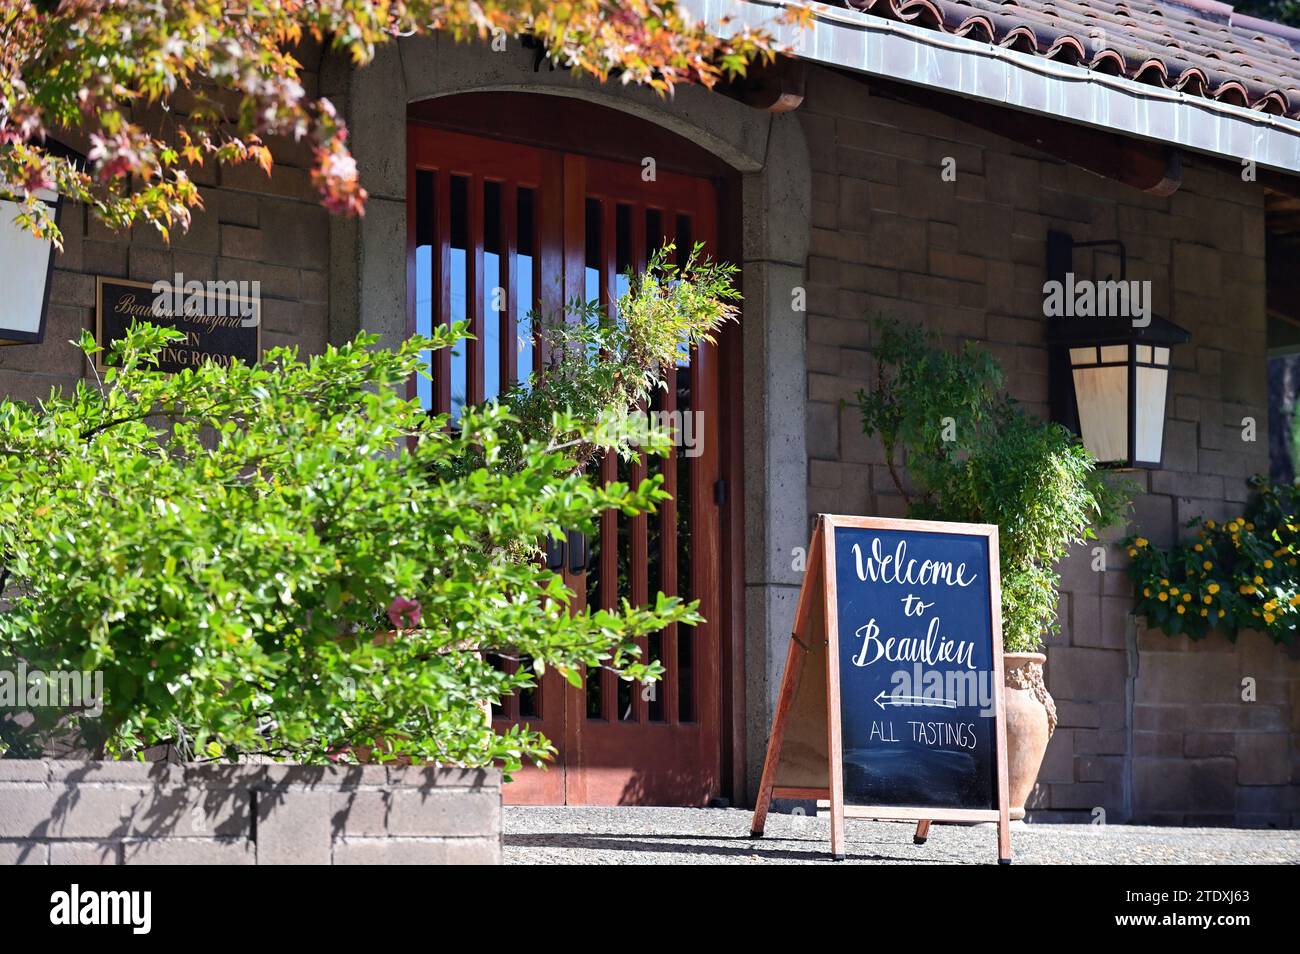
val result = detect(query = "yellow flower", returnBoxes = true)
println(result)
[1206,520,1217,529]
[1291,594,1300,607]
[1254,576,1264,585]
[1246,522,1255,531]
[1143,587,1151,597]
[1194,544,1204,552]
[1170,587,1180,596]
[1264,612,1275,624]
[1158,592,1169,602]
[1160,578,1169,586]
[1202,561,1213,570]
[1200,609,1208,617]
[1218,609,1226,618]
[1176,605,1186,615]
[1203,595,1212,605]
[1183,593,1192,602]
[1135,537,1148,548]
[1264,560,1274,569]
[1127,547,1137,558]
[1208,583,1220,594]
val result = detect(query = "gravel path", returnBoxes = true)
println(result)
[504,806,1300,864]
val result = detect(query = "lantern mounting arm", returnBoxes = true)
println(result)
[1045,230,1127,284]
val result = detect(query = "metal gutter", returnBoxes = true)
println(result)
[704,0,1300,175]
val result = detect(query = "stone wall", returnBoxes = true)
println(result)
[0,761,501,865]
[795,63,1297,825]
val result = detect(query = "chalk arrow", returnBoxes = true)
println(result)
[873,690,958,711]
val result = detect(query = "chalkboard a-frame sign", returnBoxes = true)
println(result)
[750,514,1012,863]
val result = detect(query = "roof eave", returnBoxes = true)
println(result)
[705,0,1300,177]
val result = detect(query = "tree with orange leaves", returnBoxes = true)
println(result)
[0,1,807,245]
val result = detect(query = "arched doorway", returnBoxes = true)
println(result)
[405,93,741,805]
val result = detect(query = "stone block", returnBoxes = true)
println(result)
[50,841,122,865]
[385,789,500,838]
[334,838,457,865]
[220,224,264,261]
[1235,733,1290,785]
[257,789,331,865]
[1184,733,1235,757]
[1135,650,1242,705]
[121,838,254,865]
[0,841,48,864]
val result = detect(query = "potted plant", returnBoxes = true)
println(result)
[856,320,1129,818]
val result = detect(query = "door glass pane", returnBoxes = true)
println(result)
[484,180,502,403]
[487,653,507,718]
[415,170,435,412]
[676,362,694,723]
[675,214,693,365]
[586,666,603,720]
[614,203,632,315]
[449,175,470,419]
[585,197,602,308]
[646,208,664,262]
[518,656,538,719]
[517,186,535,386]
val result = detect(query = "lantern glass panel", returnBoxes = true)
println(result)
[1099,344,1128,363]
[0,188,57,340]
[1072,363,1129,463]
[1135,364,1168,464]
[1069,346,1097,365]
[1154,346,1170,365]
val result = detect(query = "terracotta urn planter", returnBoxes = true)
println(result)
[1002,652,1056,820]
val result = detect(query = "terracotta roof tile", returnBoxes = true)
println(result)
[841,0,1300,118]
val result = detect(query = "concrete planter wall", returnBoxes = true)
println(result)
[0,760,501,865]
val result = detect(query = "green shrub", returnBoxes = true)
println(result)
[1124,477,1300,643]
[0,247,738,768]
[857,319,1130,652]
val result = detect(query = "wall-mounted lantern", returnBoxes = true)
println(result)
[0,143,81,346]
[1045,230,1190,469]
[0,184,61,345]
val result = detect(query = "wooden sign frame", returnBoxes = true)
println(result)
[95,276,262,373]
[750,514,1011,863]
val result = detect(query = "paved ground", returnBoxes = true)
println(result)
[504,806,1300,864]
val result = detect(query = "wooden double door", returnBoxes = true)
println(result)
[406,123,724,805]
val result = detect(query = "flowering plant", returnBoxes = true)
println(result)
[1124,476,1300,643]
